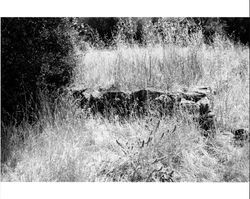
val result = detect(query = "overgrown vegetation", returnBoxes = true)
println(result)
[1,18,76,162]
[1,17,249,182]
[73,17,250,46]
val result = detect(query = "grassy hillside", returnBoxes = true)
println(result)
[1,23,249,182]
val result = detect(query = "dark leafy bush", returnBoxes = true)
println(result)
[72,17,250,47]
[1,18,76,163]
[71,17,118,47]
[221,18,250,46]
[1,18,75,124]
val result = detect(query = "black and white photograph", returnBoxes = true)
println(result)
[0,0,249,198]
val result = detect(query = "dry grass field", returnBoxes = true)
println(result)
[1,24,249,182]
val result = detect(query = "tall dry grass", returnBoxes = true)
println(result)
[1,111,249,182]
[73,34,249,131]
[1,21,249,182]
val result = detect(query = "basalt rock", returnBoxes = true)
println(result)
[129,89,166,116]
[231,128,249,146]
[70,86,216,133]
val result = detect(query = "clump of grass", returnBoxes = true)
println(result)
[74,45,204,90]
[1,109,249,182]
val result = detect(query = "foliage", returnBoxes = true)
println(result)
[1,18,76,125]
[1,17,249,181]
[221,18,250,45]
[71,17,118,47]
[1,18,76,163]
[72,17,250,47]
